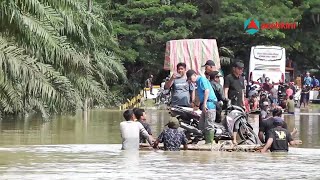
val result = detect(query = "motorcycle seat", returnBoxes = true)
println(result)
[213,122,225,129]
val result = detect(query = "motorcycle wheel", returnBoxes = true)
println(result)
[238,124,260,144]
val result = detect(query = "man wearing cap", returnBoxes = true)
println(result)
[153,118,188,151]
[186,69,218,144]
[165,62,195,107]
[261,113,301,152]
[224,62,245,107]
[208,71,225,102]
[202,60,217,78]
[258,108,297,144]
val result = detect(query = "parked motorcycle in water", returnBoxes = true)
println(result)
[169,104,260,145]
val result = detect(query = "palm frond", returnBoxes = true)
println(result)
[1,4,91,73]
[0,35,80,117]
[0,76,22,113]
[68,73,107,104]
[93,51,127,82]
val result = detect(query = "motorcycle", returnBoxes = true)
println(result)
[155,89,171,105]
[169,104,260,145]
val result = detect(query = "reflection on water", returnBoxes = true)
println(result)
[0,107,319,178]
[0,145,320,179]
[0,108,319,148]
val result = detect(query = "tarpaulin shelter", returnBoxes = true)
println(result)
[164,39,222,76]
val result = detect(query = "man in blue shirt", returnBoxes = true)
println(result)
[186,70,218,144]
[304,72,312,86]
[312,76,319,88]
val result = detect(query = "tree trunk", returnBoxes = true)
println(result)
[83,0,92,118]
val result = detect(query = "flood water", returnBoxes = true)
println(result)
[0,106,320,179]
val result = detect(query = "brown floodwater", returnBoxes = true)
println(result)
[0,106,319,179]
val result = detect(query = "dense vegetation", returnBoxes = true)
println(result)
[0,0,319,118]
[0,0,125,119]
[107,0,319,93]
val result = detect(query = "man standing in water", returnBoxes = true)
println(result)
[120,109,154,150]
[261,118,301,153]
[186,70,218,144]
[165,62,195,107]
[133,108,152,143]
[224,62,245,107]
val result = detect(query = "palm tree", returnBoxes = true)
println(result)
[0,0,126,119]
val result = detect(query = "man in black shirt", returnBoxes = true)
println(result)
[224,62,245,107]
[261,118,302,152]
[259,108,296,143]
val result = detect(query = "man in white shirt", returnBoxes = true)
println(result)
[120,109,153,150]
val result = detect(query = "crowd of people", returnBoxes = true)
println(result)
[121,60,302,152]
[249,71,318,113]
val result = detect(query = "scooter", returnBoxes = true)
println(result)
[155,89,171,105]
[169,104,260,145]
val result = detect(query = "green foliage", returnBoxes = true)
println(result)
[192,0,318,72]
[104,0,319,97]
[107,0,200,92]
[0,0,126,119]
[0,0,319,118]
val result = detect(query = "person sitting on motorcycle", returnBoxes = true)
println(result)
[153,118,188,151]
[165,63,195,107]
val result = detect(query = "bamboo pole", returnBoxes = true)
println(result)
[140,143,263,152]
